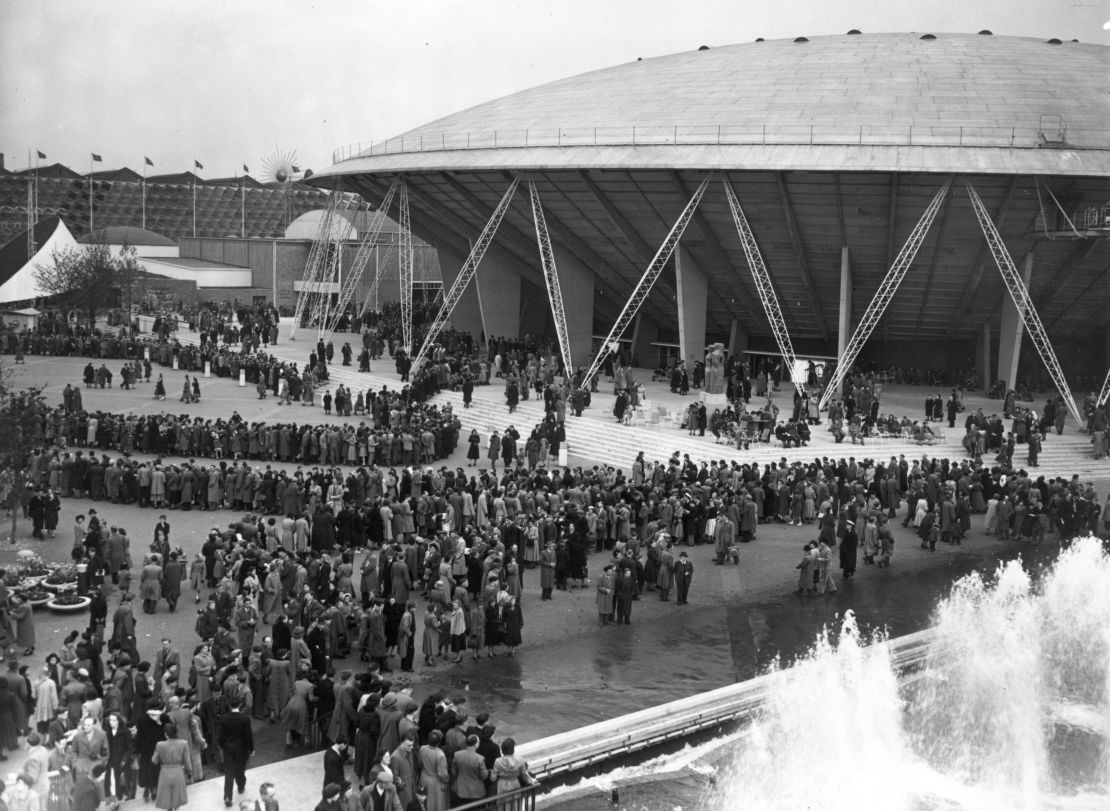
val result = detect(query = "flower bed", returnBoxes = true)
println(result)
[46,594,91,613]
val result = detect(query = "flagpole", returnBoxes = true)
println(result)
[241,175,246,238]
[142,160,147,231]
[192,177,197,238]
[89,156,95,234]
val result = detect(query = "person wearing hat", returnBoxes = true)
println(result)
[674,551,694,605]
[358,768,403,811]
[314,782,343,811]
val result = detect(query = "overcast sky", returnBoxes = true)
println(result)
[2,0,1106,178]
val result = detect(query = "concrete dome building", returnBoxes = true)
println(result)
[312,32,1110,389]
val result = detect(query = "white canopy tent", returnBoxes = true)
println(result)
[0,218,79,305]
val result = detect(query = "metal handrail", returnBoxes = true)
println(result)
[331,123,1104,163]
[450,782,540,811]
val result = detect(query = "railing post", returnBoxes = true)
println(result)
[632,126,636,146]
[762,124,766,144]
[494,131,498,147]
[593,126,596,146]
[959,126,963,146]
[526,129,529,147]
[717,124,721,145]
[809,124,813,145]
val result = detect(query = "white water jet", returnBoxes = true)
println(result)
[716,537,1110,810]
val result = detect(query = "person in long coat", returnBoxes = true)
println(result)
[353,693,382,786]
[539,541,556,600]
[9,596,35,655]
[152,722,191,810]
[134,705,166,802]
[418,730,451,811]
[161,553,184,612]
[280,675,316,746]
[266,654,293,722]
[839,521,859,579]
[421,606,440,666]
[140,557,164,614]
[655,545,675,601]
[311,507,336,552]
[390,557,411,606]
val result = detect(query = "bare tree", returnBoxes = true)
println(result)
[34,242,121,325]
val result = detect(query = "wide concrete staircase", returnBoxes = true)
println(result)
[175,328,1109,479]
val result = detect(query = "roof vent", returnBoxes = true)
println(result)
[755,37,765,42]
[1046,38,1062,44]
[978,30,993,35]
[919,33,936,40]
[794,36,809,43]
[1070,39,1079,43]
[847,29,861,35]
[698,45,710,51]
[636,57,642,61]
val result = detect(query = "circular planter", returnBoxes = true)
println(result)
[41,579,78,592]
[20,574,49,585]
[46,596,91,613]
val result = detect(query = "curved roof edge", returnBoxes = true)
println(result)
[310,143,1110,189]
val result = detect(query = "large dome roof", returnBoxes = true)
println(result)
[320,32,1110,178]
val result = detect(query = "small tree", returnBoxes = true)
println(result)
[0,358,48,543]
[34,242,121,326]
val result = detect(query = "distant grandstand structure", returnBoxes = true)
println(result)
[0,164,334,244]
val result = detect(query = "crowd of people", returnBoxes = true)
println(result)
[3,308,1110,809]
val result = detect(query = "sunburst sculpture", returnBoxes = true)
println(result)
[261,147,300,185]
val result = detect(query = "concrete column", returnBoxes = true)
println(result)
[436,244,485,344]
[728,319,748,357]
[631,314,658,369]
[976,321,991,391]
[472,247,521,342]
[838,246,852,358]
[997,251,1033,390]
[675,247,707,371]
[553,251,595,369]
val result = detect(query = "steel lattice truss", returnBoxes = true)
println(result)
[966,182,1083,425]
[289,189,344,340]
[723,179,803,395]
[409,176,521,372]
[581,177,710,390]
[312,201,359,341]
[528,179,573,376]
[398,179,415,352]
[819,182,951,410]
[1097,368,1110,408]
[319,179,399,342]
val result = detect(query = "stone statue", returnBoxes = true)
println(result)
[704,343,726,394]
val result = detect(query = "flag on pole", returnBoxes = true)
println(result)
[292,165,301,173]
[91,153,103,162]
[194,160,204,170]
[243,164,249,174]
[36,150,46,160]
[145,156,154,166]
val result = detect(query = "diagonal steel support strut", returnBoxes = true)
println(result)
[312,198,359,342]
[819,181,951,411]
[398,179,415,353]
[289,189,346,340]
[581,177,711,390]
[320,178,399,343]
[723,179,803,396]
[409,177,521,373]
[966,182,1083,425]
[528,179,573,377]
[1097,368,1110,409]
